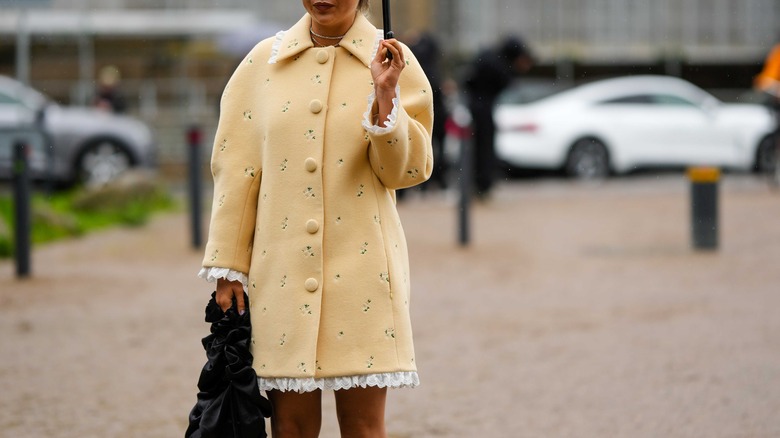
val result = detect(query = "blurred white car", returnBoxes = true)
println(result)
[495,75,776,179]
[0,75,155,186]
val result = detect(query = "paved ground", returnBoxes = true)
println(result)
[1,174,780,437]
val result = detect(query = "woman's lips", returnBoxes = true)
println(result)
[313,2,334,11]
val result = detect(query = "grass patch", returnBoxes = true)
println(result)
[0,179,177,258]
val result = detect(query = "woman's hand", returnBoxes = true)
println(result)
[370,39,405,127]
[216,278,246,315]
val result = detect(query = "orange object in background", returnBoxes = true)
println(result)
[755,43,780,97]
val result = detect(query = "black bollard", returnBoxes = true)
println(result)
[688,167,719,250]
[188,125,203,249]
[13,141,31,277]
[454,105,473,247]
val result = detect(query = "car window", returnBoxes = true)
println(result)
[650,94,698,107]
[598,95,654,104]
[0,91,21,105]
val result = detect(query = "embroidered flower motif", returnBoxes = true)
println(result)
[337,158,345,166]
[374,215,381,224]
[360,242,369,255]
[406,168,420,179]
[304,129,317,141]
[341,102,347,108]
[300,304,312,315]
[262,250,267,257]
[351,38,364,48]
[379,272,389,283]
[210,249,219,262]
[293,55,301,61]
[386,138,398,146]
[264,78,271,87]
[287,39,299,49]
[316,361,322,371]
[252,280,257,289]
[243,110,252,120]
[282,101,291,112]
[279,333,287,346]
[281,217,288,230]
[245,166,256,177]
[337,330,345,338]
[311,74,322,84]
[335,273,342,280]
[357,184,365,197]
[246,57,254,65]
[385,328,396,339]
[303,187,315,198]
[302,246,315,257]
[219,138,228,152]
[280,159,288,171]
[280,275,287,288]
[421,88,429,94]
[335,216,342,224]
[362,299,372,312]
[298,362,307,373]
[366,356,374,369]
[262,193,268,201]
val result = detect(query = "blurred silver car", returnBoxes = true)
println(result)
[0,75,155,186]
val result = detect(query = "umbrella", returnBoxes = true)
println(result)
[383,0,394,60]
[186,292,272,438]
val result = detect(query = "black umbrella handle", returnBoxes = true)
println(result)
[383,0,393,60]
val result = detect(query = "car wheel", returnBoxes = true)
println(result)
[77,140,133,186]
[754,135,776,174]
[565,138,610,179]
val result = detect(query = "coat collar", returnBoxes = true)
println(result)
[269,13,381,68]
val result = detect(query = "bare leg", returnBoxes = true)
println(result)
[267,389,322,438]
[334,386,388,438]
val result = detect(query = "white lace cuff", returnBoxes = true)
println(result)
[258,371,419,393]
[361,84,401,135]
[198,267,249,293]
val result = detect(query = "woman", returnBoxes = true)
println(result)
[198,0,434,436]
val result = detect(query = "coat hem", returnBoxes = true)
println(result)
[258,371,419,393]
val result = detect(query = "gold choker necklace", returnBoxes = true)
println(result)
[309,27,346,40]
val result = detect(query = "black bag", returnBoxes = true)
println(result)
[186,292,272,438]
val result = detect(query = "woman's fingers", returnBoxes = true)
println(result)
[216,278,244,313]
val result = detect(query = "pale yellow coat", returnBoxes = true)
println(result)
[202,13,433,380]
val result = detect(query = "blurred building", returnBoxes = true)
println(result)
[0,0,777,167]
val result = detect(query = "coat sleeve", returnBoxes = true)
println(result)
[362,46,434,190]
[201,52,263,274]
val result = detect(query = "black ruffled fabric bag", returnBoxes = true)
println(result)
[186,292,272,438]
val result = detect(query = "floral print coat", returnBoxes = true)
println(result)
[201,13,434,382]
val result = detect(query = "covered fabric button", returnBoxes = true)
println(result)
[304,157,318,172]
[309,99,323,114]
[316,50,329,64]
[306,219,319,234]
[305,278,319,292]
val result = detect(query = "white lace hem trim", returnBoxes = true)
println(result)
[362,84,401,135]
[268,30,286,64]
[258,371,419,393]
[198,267,248,293]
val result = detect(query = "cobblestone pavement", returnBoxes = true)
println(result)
[1,175,779,437]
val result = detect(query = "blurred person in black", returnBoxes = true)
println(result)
[404,30,448,193]
[95,65,127,114]
[464,36,533,199]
